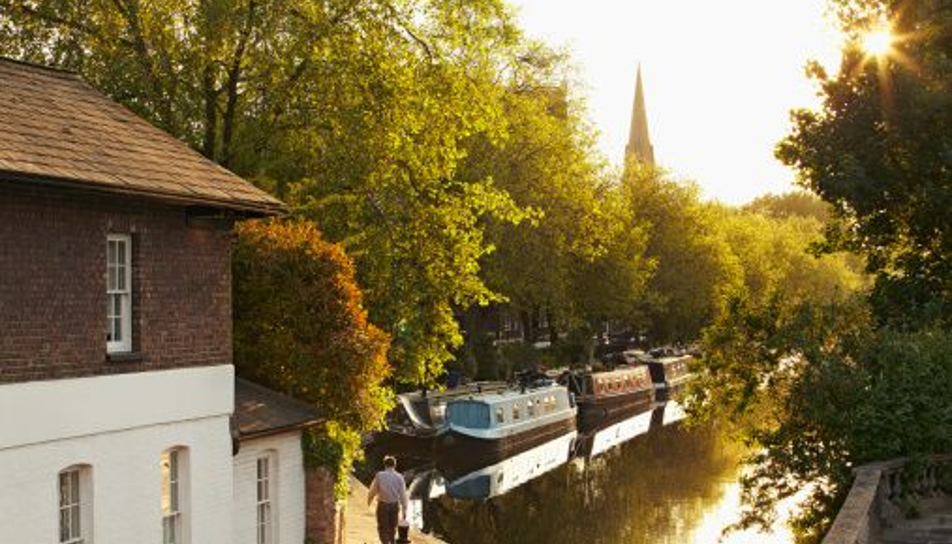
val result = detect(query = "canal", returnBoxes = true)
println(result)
[363,402,793,544]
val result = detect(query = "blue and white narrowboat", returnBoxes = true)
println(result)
[437,383,577,462]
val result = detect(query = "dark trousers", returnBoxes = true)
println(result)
[376,501,399,544]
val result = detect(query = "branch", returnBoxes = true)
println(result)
[7,1,133,47]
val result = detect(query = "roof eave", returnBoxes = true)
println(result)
[238,417,326,440]
[0,170,288,217]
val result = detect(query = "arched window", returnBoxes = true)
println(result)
[161,447,189,544]
[59,464,92,544]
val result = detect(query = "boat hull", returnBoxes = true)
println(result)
[436,414,577,474]
[577,387,655,428]
[369,428,439,455]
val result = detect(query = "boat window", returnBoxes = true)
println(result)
[512,404,521,421]
[495,407,505,424]
[527,399,536,417]
[450,401,491,429]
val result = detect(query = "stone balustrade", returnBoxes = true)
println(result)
[821,453,952,544]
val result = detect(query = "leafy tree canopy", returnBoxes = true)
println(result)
[743,191,830,222]
[687,294,952,543]
[233,219,392,432]
[777,0,952,326]
[0,0,535,384]
[620,162,741,343]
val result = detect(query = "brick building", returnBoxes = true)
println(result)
[0,58,334,544]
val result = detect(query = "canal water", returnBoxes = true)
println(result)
[364,402,793,544]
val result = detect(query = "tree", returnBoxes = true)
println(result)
[743,191,830,222]
[776,0,952,326]
[716,206,867,307]
[620,163,740,343]
[468,71,637,342]
[0,0,532,384]
[233,219,392,496]
[233,219,391,430]
[687,294,952,544]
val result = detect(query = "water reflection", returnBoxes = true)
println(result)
[367,402,791,544]
[444,431,577,499]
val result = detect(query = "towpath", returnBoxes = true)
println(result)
[345,476,449,544]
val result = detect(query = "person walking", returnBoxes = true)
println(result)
[367,455,409,544]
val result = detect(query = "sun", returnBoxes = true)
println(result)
[862,26,894,57]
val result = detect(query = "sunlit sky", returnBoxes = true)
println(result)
[508,0,845,204]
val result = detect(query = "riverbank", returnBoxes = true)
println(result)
[345,476,449,544]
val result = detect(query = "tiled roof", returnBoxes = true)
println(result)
[0,58,284,214]
[235,378,323,439]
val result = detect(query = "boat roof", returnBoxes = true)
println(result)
[451,385,566,406]
[589,366,650,377]
[651,355,693,365]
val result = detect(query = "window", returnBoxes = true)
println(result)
[495,407,505,424]
[59,467,90,544]
[162,449,188,544]
[512,403,521,421]
[257,456,275,544]
[527,399,535,417]
[107,235,132,353]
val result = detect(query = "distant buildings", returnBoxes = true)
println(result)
[0,58,334,544]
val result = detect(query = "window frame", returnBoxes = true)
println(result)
[161,448,189,544]
[59,465,92,544]
[106,234,132,353]
[256,454,277,544]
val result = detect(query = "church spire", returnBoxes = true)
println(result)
[625,64,655,166]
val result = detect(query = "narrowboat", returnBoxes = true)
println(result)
[562,365,655,426]
[437,383,577,464]
[443,431,577,499]
[372,382,507,450]
[645,354,694,400]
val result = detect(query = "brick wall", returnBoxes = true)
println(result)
[306,465,344,544]
[0,182,233,383]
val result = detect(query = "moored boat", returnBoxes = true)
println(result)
[563,365,655,426]
[644,354,694,400]
[372,382,507,450]
[436,382,577,465]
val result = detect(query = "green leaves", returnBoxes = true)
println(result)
[0,0,541,385]
[687,292,952,542]
[778,0,952,326]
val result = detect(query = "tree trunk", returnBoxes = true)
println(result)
[221,0,257,168]
[202,63,218,160]
[520,309,534,343]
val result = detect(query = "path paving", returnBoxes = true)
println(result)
[344,476,449,544]
[883,512,952,544]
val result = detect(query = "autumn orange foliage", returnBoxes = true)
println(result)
[233,219,392,432]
